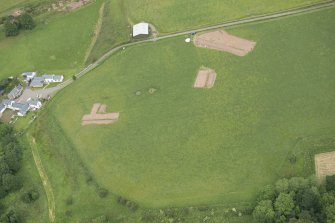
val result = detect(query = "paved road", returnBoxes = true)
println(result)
[26,0,335,98]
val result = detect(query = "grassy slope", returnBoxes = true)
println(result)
[0,1,101,80]
[86,0,131,64]
[123,0,326,33]
[31,6,335,214]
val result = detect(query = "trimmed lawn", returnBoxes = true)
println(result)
[123,0,326,33]
[30,6,335,216]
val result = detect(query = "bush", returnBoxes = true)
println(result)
[4,21,19,37]
[18,14,35,30]
[97,188,108,198]
[326,175,335,192]
[21,189,40,203]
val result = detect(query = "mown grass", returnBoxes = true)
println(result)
[29,7,335,218]
[123,0,327,33]
[0,0,102,80]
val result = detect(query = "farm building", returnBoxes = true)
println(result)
[133,22,149,37]
[22,72,37,81]
[42,74,64,83]
[0,99,42,116]
[8,84,23,99]
[30,77,45,88]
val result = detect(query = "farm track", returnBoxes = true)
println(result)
[28,136,56,222]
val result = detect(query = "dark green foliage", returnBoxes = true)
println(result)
[0,210,21,223]
[4,21,19,37]
[0,78,21,95]
[0,123,24,221]
[21,189,39,203]
[275,193,295,215]
[253,200,275,223]
[97,187,108,198]
[116,196,138,212]
[326,175,335,192]
[18,14,35,30]
[72,75,77,81]
[3,13,35,37]
[253,176,335,223]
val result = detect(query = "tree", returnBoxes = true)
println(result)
[275,193,295,215]
[326,175,335,192]
[4,21,19,37]
[325,204,335,223]
[18,14,35,30]
[258,185,276,202]
[2,174,22,192]
[300,187,321,212]
[276,178,289,194]
[253,200,275,223]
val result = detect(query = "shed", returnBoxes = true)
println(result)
[133,22,149,37]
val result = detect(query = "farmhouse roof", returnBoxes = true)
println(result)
[42,74,64,82]
[0,103,6,113]
[30,77,45,87]
[133,22,149,37]
[22,72,37,79]
[8,84,23,99]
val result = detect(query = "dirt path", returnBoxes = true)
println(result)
[28,136,56,222]
[84,2,105,63]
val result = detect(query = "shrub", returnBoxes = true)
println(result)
[97,188,108,198]
[21,189,39,203]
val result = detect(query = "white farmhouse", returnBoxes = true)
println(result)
[22,72,37,81]
[133,22,149,37]
[42,74,64,83]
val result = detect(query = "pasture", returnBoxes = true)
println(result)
[0,0,101,80]
[123,0,326,33]
[30,7,335,223]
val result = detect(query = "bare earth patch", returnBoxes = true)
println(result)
[315,151,335,178]
[194,68,217,89]
[194,30,256,56]
[82,103,119,126]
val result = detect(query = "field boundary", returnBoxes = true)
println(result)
[28,135,56,222]
[84,2,105,63]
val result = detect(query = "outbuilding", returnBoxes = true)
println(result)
[133,22,149,37]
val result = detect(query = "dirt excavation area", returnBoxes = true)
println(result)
[82,103,119,125]
[194,68,217,88]
[315,151,335,178]
[194,30,256,56]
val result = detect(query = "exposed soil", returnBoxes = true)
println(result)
[194,68,217,89]
[194,30,256,56]
[315,151,335,178]
[82,103,119,125]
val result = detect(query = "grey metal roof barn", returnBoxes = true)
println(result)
[8,84,23,99]
[30,77,45,88]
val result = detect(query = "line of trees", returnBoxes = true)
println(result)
[0,123,24,223]
[253,175,335,223]
[2,14,35,37]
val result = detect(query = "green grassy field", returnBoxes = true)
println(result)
[29,7,335,222]
[0,0,101,80]
[123,0,326,33]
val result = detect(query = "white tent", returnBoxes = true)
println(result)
[133,22,149,37]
